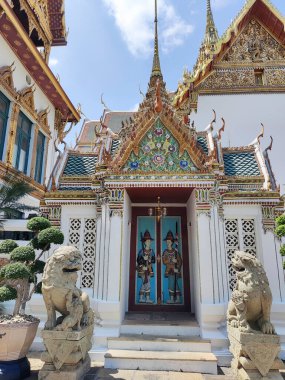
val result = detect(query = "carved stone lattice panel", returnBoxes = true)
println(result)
[225,218,257,292]
[69,219,81,249]
[82,219,96,288]
[225,219,240,292]
[68,218,96,288]
[241,219,257,256]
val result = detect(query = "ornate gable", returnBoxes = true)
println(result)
[221,19,285,64]
[123,118,198,174]
[110,105,209,176]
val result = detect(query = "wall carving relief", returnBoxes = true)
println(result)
[222,20,285,63]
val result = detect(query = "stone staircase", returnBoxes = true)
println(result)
[104,313,218,375]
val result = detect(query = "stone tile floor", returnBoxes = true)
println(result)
[26,353,285,379]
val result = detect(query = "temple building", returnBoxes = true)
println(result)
[0,0,80,241]
[32,0,285,372]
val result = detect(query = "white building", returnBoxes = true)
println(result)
[0,0,80,245]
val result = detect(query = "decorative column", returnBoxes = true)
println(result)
[5,102,20,166]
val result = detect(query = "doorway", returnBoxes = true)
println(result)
[129,207,190,312]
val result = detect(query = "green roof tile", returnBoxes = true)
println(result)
[63,155,97,176]
[223,151,261,176]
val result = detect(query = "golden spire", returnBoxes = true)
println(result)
[151,0,162,78]
[204,0,219,48]
[193,0,219,75]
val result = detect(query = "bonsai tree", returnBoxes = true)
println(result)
[0,217,64,316]
[0,178,37,228]
[276,214,285,268]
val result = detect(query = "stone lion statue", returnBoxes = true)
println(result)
[227,251,275,335]
[42,246,94,331]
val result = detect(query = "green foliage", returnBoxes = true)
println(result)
[280,245,285,257]
[31,237,49,250]
[37,227,64,247]
[0,179,37,227]
[0,285,17,302]
[276,225,285,239]
[0,239,18,254]
[27,217,51,232]
[30,260,45,275]
[1,262,30,279]
[276,215,285,227]
[10,246,35,262]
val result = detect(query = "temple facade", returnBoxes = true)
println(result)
[38,0,285,367]
[0,0,79,241]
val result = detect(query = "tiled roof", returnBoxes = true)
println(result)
[223,151,261,177]
[111,139,121,157]
[62,154,97,176]
[197,135,209,154]
[104,112,134,133]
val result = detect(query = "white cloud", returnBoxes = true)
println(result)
[49,58,59,66]
[102,0,194,56]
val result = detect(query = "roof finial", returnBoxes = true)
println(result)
[205,0,219,46]
[151,0,162,78]
[193,0,219,75]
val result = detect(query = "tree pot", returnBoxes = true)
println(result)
[0,318,39,379]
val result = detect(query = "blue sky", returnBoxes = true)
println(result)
[50,0,285,146]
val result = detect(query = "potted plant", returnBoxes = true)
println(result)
[0,217,64,380]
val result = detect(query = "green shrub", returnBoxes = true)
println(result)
[38,227,64,247]
[276,215,285,227]
[2,263,30,279]
[280,245,285,256]
[30,260,45,274]
[10,246,35,262]
[0,285,17,302]
[0,240,18,254]
[276,225,285,239]
[27,217,51,232]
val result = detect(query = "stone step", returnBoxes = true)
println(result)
[108,334,211,352]
[120,320,200,337]
[104,350,218,374]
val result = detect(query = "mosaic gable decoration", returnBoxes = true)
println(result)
[123,118,198,173]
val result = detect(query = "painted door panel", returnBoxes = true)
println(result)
[129,207,190,312]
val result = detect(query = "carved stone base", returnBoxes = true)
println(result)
[39,324,94,375]
[228,326,285,380]
[38,356,91,380]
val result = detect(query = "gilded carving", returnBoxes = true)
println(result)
[200,69,255,89]
[18,86,36,117]
[265,68,285,86]
[0,64,17,97]
[6,102,20,166]
[222,20,285,63]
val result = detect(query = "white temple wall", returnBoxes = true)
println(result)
[0,36,57,186]
[195,204,228,342]
[120,192,132,320]
[192,93,285,192]
[187,192,200,318]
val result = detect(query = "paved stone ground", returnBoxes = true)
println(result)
[26,353,285,379]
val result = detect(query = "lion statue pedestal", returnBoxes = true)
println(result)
[38,246,96,380]
[227,251,285,380]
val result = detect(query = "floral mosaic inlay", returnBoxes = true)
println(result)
[124,119,197,173]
